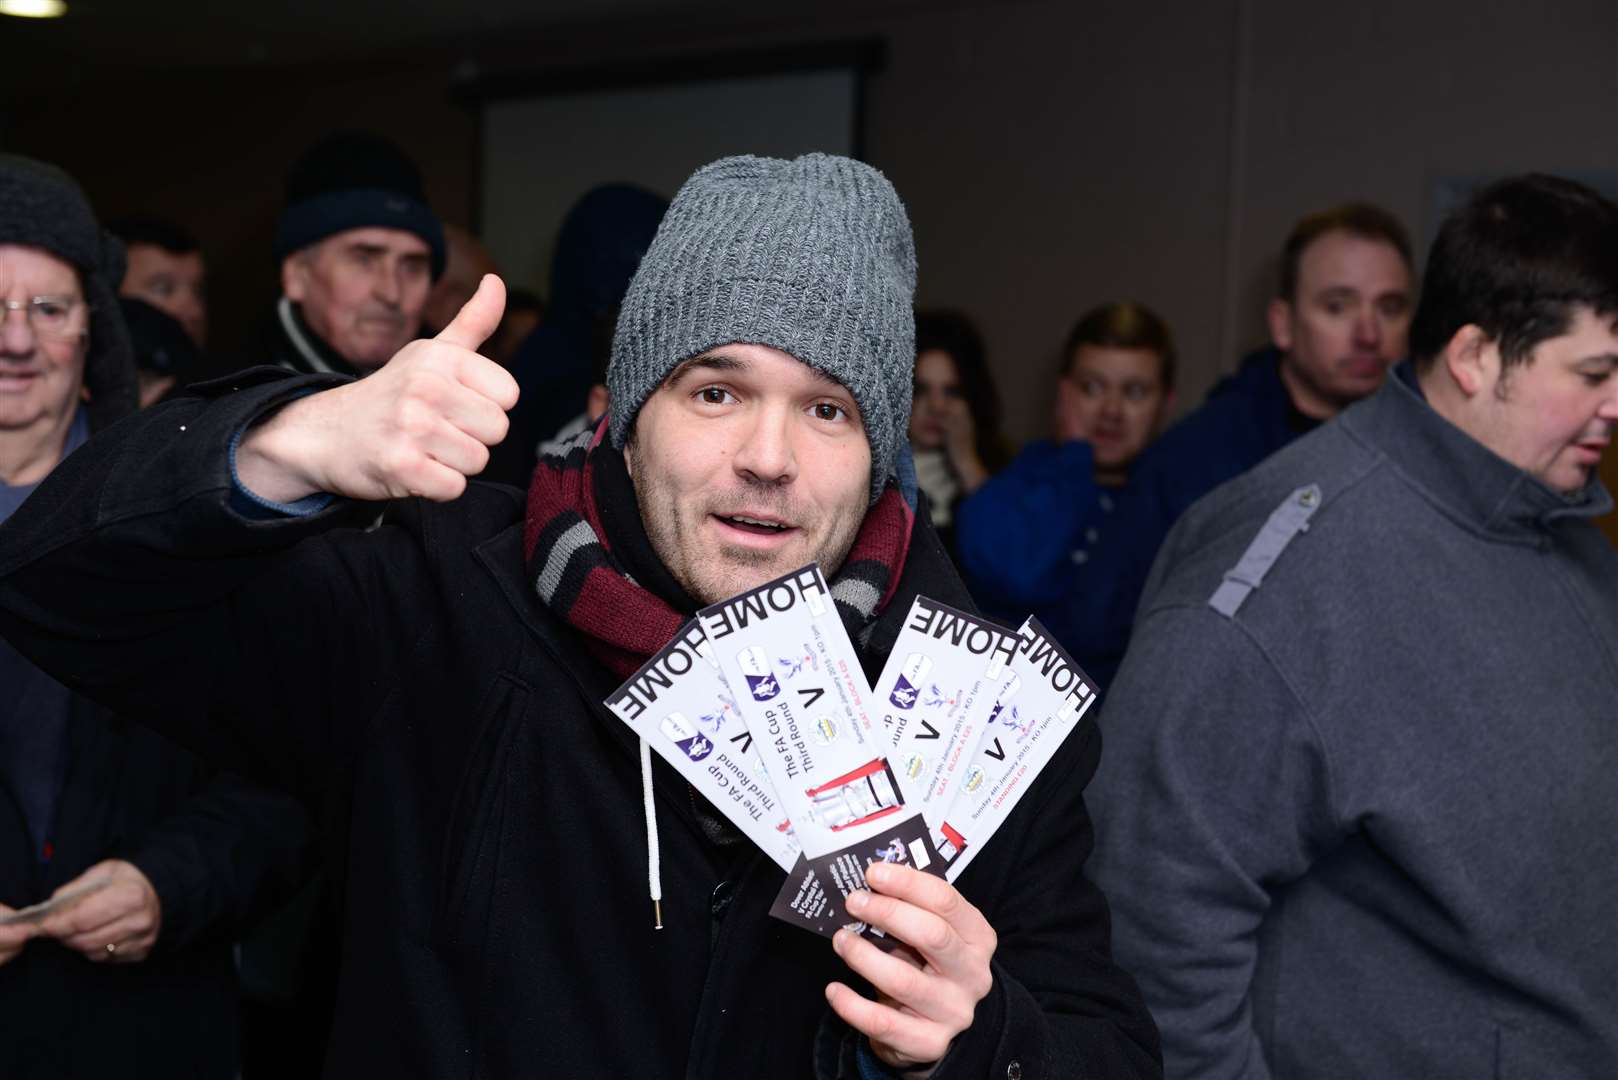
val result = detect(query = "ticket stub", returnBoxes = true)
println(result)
[605,619,800,872]
[699,564,903,858]
[874,598,1021,836]
[938,618,1099,881]
[769,812,944,943]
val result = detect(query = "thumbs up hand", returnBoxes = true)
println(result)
[237,274,521,505]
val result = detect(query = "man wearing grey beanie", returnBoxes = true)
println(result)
[0,154,1159,1078]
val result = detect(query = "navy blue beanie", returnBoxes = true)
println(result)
[272,133,446,279]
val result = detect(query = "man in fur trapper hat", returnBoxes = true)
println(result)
[0,154,1160,1078]
[0,154,312,1080]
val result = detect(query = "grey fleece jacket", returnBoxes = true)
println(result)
[1089,369,1618,1079]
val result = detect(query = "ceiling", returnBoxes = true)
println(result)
[0,0,961,74]
[4,0,722,68]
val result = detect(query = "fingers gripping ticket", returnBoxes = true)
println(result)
[825,862,998,1070]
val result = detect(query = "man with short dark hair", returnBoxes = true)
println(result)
[1090,173,1618,1077]
[108,215,208,348]
[0,154,1160,1079]
[250,132,445,377]
[1103,204,1414,655]
[1268,203,1415,418]
[955,302,1177,687]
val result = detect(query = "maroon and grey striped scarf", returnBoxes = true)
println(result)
[523,420,915,678]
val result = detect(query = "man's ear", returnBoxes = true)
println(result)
[1267,297,1295,352]
[281,254,308,302]
[1442,325,1492,398]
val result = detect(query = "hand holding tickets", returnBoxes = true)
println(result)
[828,861,998,1073]
[606,563,1100,936]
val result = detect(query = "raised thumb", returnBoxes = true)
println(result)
[434,273,507,351]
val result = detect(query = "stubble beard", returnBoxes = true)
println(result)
[628,440,866,606]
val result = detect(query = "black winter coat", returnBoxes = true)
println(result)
[0,692,311,1078]
[0,370,1161,1079]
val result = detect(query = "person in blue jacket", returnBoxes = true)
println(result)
[955,302,1176,688]
[1100,202,1414,676]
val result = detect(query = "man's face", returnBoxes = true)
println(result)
[626,342,872,605]
[1054,345,1173,472]
[1470,306,1618,493]
[121,243,207,346]
[1270,230,1413,418]
[283,226,431,370]
[0,244,88,435]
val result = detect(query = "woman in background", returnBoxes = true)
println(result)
[908,309,1012,555]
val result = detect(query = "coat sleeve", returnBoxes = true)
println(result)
[120,769,314,950]
[954,441,1107,610]
[1087,601,1343,1080]
[0,368,418,808]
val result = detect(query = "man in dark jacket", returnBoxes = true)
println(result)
[0,154,311,1079]
[248,132,446,378]
[1091,174,1618,1077]
[1101,203,1415,655]
[0,153,1158,1078]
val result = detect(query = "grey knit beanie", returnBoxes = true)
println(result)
[608,153,917,503]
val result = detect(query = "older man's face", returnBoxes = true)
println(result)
[627,343,872,605]
[283,226,431,370]
[0,244,88,437]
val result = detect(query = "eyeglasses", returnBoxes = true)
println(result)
[1,295,89,340]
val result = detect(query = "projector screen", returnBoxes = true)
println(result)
[479,67,860,298]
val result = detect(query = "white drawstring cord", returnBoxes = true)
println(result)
[638,737,663,929]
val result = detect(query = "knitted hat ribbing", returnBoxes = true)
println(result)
[607,154,917,503]
[273,132,446,280]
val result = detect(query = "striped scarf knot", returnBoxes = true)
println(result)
[523,419,915,677]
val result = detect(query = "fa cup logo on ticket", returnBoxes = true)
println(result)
[737,646,782,701]
[659,712,713,762]
[889,652,933,710]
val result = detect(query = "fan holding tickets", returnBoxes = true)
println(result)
[0,154,1158,1078]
